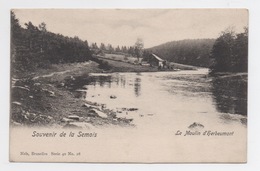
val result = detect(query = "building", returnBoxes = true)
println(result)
[148,53,166,67]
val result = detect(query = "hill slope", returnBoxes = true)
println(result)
[147,39,215,67]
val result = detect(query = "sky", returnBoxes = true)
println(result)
[13,9,248,48]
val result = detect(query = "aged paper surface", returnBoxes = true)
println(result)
[10,9,248,163]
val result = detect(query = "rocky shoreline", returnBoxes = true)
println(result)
[10,61,139,129]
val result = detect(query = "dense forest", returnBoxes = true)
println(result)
[11,11,92,74]
[147,39,215,67]
[209,28,248,73]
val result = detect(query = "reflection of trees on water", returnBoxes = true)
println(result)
[211,76,247,116]
[134,77,142,97]
[97,76,112,87]
[68,73,142,98]
[119,76,126,88]
[66,75,114,89]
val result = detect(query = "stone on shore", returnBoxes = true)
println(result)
[12,101,22,106]
[61,117,76,123]
[89,109,108,118]
[188,122,204,129]
[68,115,80,121]
[63,122,94,129]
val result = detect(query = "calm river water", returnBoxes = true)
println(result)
[83,69,247,132]
[60,68,248,162]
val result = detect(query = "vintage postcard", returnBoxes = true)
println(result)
[10,9,248,163]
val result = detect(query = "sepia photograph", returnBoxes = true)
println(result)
[10,9,248,163]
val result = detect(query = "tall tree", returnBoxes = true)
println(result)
[107,44,114,54]
[210,27,248,73]
[210,29,236,73]
[134,38,144,61]
[100,43,106,51]
[232,27,248,72]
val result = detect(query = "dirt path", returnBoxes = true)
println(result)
[32,70,72,80]
[32,62,94,80]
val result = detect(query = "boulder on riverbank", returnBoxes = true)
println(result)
[188,122,204,129]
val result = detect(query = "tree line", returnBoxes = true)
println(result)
[11,11,92,74]
[91,38,144,59]
[209,28,248,73]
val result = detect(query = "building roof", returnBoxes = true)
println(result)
[151,53,164,62]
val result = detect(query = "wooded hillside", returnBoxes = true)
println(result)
[147,39,215,67]
[11,11,92,75]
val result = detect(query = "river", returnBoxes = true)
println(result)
[83,69,247,132]
[11,68,247,162]
[63,68,247,162]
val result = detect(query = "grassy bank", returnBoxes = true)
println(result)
[96,57,158,72]
[169,61,198,70]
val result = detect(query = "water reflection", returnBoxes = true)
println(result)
[211,75,247,116]
[68,73,141,97]
[134,77,141,97]
[65,70,247,128]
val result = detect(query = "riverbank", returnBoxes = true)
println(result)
[10,57,201,128]
[11,60,134,128]
[95,55,198,72]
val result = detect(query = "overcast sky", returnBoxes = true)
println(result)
[13,9,248,48]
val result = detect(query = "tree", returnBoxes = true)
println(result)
[11,11,93,74]
[91,42,98,49]
[232,27,248,72]
[142,50,150,61]
[134,38,144,61]
[38,22,47,32]
[107,44,114,54]
[11,11,23,72]
[38,22,47,54]
[100,43,106,51]
[115,45,121,52]
[210,28,236,73]
[128,46,135,56]
[209,27,248,73]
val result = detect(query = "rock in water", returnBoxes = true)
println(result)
[110,95,117,99]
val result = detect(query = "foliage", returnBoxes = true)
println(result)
[210,28,248,73]
[91,57,111,70]
[147,39,215,67]
[90,39,144,58]
[134,38,144,60]
[11,11,92,75]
